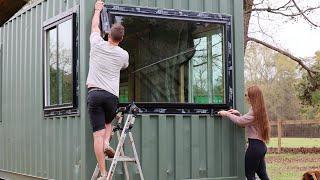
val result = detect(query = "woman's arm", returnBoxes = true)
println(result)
[218,108,254,127]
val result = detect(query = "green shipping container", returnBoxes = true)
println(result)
[0,0,245,179]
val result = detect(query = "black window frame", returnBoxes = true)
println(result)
[42,7,78,117]
[103,4,233,115]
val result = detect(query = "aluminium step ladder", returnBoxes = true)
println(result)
[91,102,144,180]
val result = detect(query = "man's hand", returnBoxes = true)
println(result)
[92,0,104,33]
[95,0,104,12]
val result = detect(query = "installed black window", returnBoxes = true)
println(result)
[122,17,225,103]
[43,11,77,113]
[109,12,230,106]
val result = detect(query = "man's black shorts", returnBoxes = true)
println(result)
[87,88,119,132]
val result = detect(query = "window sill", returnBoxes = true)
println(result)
[119,102,229,116]
[44,106,79,117]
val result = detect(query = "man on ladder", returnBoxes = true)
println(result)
[91,103,145,180]
[86,0,129,179]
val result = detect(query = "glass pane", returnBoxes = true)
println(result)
[114,15,225,103]
[119,85,129,103]
[48,28,58,105]
[58,19,73,104]
[211,29,224,104]
[192,37,208,104]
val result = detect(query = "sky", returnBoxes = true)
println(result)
[276,22,320,58]
[249,0,320,58]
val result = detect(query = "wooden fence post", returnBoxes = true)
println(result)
[277,119,282,153]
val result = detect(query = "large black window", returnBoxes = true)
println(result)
[104,5,233,113]
[43,8,78,115]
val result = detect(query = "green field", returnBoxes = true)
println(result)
[264,138,320,179]
[266,153,320,180]
[267,138,320,148]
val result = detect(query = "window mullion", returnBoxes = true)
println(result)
[207,35,213,103]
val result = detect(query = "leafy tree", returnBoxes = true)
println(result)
[296,51,320,119]
[245,43,301,121]
[244,0,320,98]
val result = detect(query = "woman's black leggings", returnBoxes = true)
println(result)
[245,138,270,180]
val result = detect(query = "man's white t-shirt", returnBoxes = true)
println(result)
[86,32,129,97]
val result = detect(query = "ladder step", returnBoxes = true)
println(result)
[106,156,136,162]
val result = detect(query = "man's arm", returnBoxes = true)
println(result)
[121,52,129,70]
[91,0,104,33]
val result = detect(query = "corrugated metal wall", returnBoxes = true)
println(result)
[107,114,239,179]
[0,0,81,179]
[0,0,244,179]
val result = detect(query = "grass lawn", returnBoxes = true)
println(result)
[266,153,320,180]
[267,138,320,148]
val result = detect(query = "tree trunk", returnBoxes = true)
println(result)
[243,0,253,52]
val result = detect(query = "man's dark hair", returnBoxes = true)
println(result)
[110,23,124,42]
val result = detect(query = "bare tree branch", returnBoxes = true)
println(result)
[246,0,320,21]
[255,11,274,40]
[248,5,320,16]
[247,37,319,77]
[265,7,319,17]
[245,0,291,14]
[244,0,254,51]
[292,0,320,27]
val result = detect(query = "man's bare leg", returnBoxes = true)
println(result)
[104,123,112,146]
[93,129,107,176]
[103,122,115,158]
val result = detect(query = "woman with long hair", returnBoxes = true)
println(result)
[218,85,270,180]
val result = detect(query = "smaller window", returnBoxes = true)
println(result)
[43,12,77,115]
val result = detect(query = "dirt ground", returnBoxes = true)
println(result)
[268,147,320,154]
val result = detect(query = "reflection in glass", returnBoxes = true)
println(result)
[113,15,225,104]
[48,28,58,105]
[192,37,208,103]
[119,85,129,103]
[58,19,73,104]
[212,30,225,104]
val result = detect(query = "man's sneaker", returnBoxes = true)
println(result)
[104,145,115,158]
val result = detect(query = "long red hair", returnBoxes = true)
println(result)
[247,85,270,143]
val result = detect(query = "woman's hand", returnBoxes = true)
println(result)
[218,110,229,117]
[228,109,241,116]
